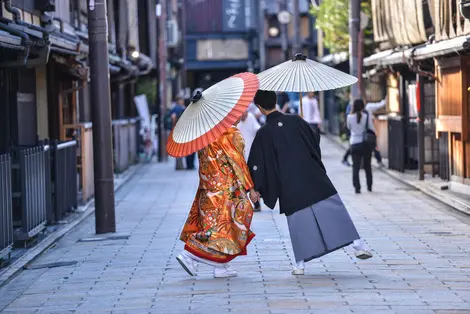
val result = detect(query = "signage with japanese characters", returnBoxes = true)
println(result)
[196,39,248,60]
[222,0,246,32]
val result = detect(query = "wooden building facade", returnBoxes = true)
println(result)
[364,0,470,190]
[0,0,160,257]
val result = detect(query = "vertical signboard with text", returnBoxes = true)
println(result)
[222,0,246,32]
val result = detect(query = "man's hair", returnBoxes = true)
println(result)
[254,90,277,111]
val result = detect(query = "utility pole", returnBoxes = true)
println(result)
[280,0,289,61]
[158,0,168,161]
[87,0,116,234]
[417,75,425,180]
[156,1,163,162]
[259,0,266,71]
[349,0,360,99]
[292,0,301,55]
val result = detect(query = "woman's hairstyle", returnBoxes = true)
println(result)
[352,99,365,123]
[254,90,277,110]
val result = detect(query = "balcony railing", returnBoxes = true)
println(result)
[0,154,13,260]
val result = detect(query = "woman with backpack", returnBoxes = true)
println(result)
[347,99,376,194]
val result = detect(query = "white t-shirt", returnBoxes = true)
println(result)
[237,112,261,160]
[302,96,322,125]
[347,111,376,145]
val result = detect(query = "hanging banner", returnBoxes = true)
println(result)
[222,0,246,32]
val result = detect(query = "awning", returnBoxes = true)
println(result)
[365,35,470,67]
[413,35,470,60]
[0,29,23,50]
[50,31,80,55]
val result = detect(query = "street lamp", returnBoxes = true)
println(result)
[268,26,280,37]
[131,50,140,59]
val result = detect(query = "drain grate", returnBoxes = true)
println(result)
[24,261,77,270]
[427,231,462,236]
[77,233,130,243]
[395,187,419,191]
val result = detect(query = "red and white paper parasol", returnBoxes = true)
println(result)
[167,72,259,157]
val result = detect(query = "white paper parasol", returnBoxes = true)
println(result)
[257,53,358,116]
[167,72,259,157]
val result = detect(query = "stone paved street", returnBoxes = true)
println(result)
[1,138,470,314]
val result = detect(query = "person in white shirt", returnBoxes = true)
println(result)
[238,110,262,211]
[342,97,386,167]
[302,92,322,133]
[346,99,376,194]
[248,102,265,125]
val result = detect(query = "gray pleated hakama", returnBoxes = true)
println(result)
[286,193,360,262]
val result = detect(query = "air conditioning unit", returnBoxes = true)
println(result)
[36,0,55,12]
[167,20,179,47]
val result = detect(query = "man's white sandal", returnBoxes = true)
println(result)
[291,267,305,275]
[355,250,373,260]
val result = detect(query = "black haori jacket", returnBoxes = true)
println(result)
[248,111,338,216]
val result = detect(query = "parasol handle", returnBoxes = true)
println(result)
[299,92,303,118]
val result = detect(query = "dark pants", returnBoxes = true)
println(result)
[343,146,382,163]
[186,153,196,170]
[351,143,373,192]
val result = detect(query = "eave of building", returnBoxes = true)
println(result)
[364,35,470,67]
[0,29,24,50]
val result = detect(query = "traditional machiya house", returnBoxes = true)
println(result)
[184,0,258,92]
[0,0,82,254]
[0,0,155,259]
[364,0,470,193]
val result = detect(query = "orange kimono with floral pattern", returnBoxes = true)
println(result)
[180,127,256,263]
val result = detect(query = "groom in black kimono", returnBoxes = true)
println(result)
[248,90,372,275]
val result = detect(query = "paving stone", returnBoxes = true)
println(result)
[1,139,470,313]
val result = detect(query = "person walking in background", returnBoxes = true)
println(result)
[278,92,291,113]
[347,99,376,194]
[248,102,265,125]
[342,97,386,167]
[302,92,322,134]
[238,109,262,211]
[184,98,196,170]
[170,97,186,170]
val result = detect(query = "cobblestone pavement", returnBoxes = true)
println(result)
[1,139,470,314]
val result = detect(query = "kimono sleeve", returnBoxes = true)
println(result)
[247,131,279,210]
[225,131,254,191]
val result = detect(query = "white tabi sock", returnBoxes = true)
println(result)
[352,239,368,251]
[296,260,305,269]
[183,250,225,268]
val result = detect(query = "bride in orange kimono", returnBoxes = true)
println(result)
[177,126,256,278]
